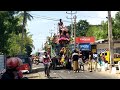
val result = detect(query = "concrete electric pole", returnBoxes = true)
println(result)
[49,29,54,37]
[66,11,77,38]
[73,15,77,50]
[108,11,114,67]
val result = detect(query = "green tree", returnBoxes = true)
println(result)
[7,32,21,56]
[113,11,120,39]
[0,11,22,54]
[18,11,33,54]
[86,25,105,40]
[24,32,34,56]
[0,11,33,56]
[76,20,89,37]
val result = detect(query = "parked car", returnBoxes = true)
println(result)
[16,55,32,74]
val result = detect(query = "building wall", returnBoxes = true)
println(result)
[97,43,120,49]
[97,43,120,53]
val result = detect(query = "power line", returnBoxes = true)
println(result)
[32,13,106,20]
[77,15,106,19]
[31,14,108,29]
[31,14,71,23]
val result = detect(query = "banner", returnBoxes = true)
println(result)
[75,37,95,44]
[79,43,91,51]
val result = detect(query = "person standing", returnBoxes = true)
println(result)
[88,52,93,72]
[43,52,51,77]
[93,52,98,71]
[78,56,84,71]
[72,50,79,72]
[58,19,64,35]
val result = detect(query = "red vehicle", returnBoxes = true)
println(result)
[16,55,32,73]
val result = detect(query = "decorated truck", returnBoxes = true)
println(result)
[49,19,71,69]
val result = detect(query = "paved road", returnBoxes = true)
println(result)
[23,63,120,79]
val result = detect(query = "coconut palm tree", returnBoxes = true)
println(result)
[19,11,33,54]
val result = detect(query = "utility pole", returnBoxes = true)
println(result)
[73,15,77,50]
[42,43,43,50]
[108,11,114,68]
[49,29,54,37]
[49,29,54,58]
[66,11,77,38]
[54,24,56,35]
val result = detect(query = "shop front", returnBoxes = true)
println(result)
[75,37,96,61]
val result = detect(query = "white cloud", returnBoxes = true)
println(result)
[87,18,104,25]
[40,19,50,23]
[96,11,107,18]
[84,11,118,25]
[96,11,118,18]
[111,11,118,18]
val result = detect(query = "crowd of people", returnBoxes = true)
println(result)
[64,49,109,73]
[0,48,109,79]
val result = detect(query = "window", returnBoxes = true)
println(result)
[21,59,25,63]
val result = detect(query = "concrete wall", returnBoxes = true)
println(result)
[97,43,120,49]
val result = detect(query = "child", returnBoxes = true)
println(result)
[78,57,84,71]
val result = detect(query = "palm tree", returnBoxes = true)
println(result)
[19,11,33,54]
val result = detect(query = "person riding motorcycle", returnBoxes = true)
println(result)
[1,57,27,79]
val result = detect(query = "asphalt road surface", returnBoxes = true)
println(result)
[23,63,120,79]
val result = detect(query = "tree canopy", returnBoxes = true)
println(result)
[0,11,34,56]
[66,11,120,41]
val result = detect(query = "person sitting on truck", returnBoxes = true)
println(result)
[1,57,26,79]
[58,19,63,35]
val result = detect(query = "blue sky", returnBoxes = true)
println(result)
[27,11,118,54]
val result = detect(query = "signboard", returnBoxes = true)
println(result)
[79,43,91,51]
[70,44,79,51]
[0,55,5,72]
[75,37,95,44]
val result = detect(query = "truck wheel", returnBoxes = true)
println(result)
[55,63,57,69]
[53,63,57,70]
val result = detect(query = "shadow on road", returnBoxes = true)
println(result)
[48,76,59,79]
[32,67,44,74]
[50,66,72,70]
[27,75,40,79]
